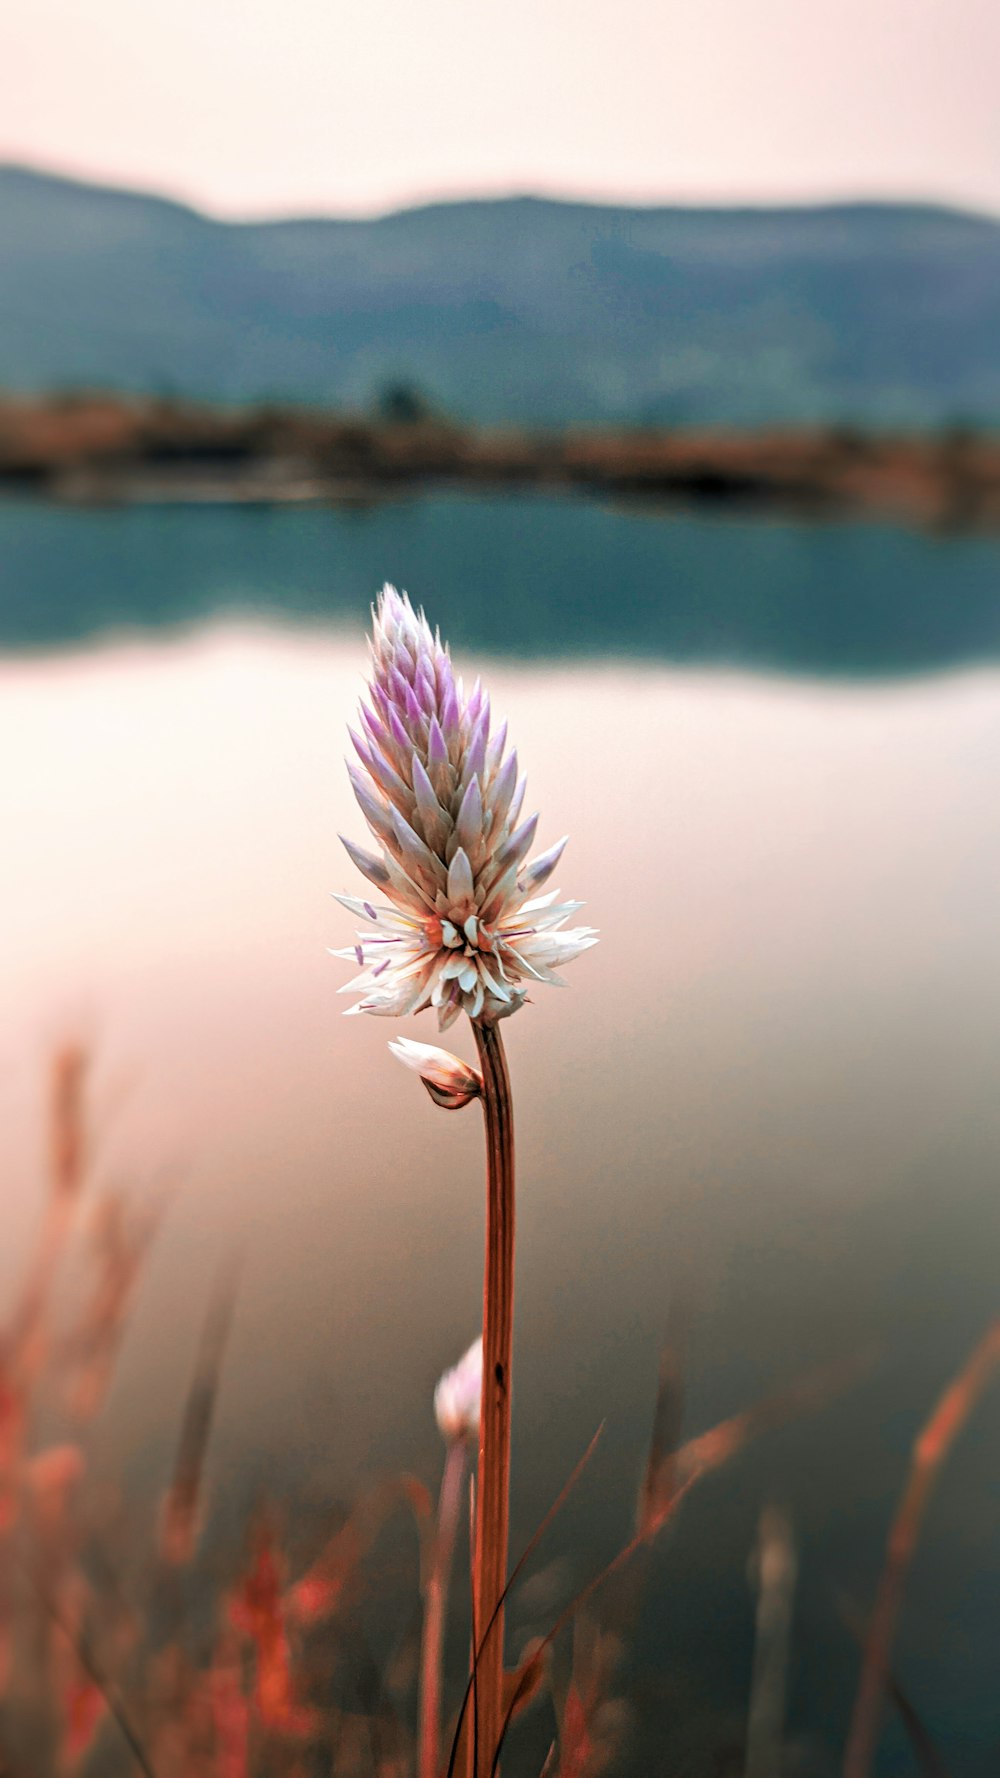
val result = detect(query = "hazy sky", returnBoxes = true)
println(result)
[1,0,998,219]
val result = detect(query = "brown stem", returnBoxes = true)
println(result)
[471,1020,515,1778]
[419,1437,467,1778]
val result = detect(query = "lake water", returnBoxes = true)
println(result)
[4,493,1000,1775]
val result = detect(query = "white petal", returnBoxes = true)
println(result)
[333,893,383,921]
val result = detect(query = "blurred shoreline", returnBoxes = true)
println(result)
[2,393,999,532]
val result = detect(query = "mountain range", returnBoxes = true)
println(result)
[1,164,999,427]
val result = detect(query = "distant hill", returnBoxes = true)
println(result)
[1,165,999,427]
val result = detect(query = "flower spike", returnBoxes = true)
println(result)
[338,583,596,1775]
[338,584,597,1029]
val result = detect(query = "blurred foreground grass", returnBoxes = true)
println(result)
[1,1047,996,1778]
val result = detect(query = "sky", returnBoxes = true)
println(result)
[0,0,998,220]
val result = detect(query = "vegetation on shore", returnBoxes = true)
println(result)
[2,394,999,532]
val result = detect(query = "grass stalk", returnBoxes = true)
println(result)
[745,1506,797,1778]
[419,1436,467,1778]
[843,1318,1000,1778]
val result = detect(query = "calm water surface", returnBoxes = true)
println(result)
[4,496,1000,1774]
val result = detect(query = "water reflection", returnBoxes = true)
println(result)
[2,492,1000,676]
[4,629,1000,1770]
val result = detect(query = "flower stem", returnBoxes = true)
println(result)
[471,1019,515,1778]
[419,1436,467,1778]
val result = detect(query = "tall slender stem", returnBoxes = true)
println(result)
[419,1436,467,1778]
[471,1020,515,1778]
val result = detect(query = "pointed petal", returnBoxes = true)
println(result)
[485,720,508,781]
[485,750,518,834]
[460,716,488,792]
[478,861,521,926]
[411,754,452,854]
[347,763,396,849]
[519,835,569,895]
[392,808,447,892]
[382,849,438,913]
[508,773,527,830]
[447,846,475,906]
[365,747,413,813]
[339,834,391,889]
[437,997,463,1031]
[453,775,484,863]
[481,813,539,901]
[333,892,382,921]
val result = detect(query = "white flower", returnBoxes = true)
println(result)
[335,585,597,1030]
[434,1337,483,1443]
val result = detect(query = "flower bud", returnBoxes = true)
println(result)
[434,1337,483,1442]
[388,1037,482,1110]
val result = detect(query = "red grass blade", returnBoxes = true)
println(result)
[159,1255,241,1567]
[285,1474,432,1628]
[65,1188,163,1423]
[838,1596,951,1778]
[843,1319,1000,1778]
[210,1633,251,1778]
[636,1322,685,1538]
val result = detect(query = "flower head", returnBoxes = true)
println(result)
[434,1337,483,1443]
[336,585,597,1029]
